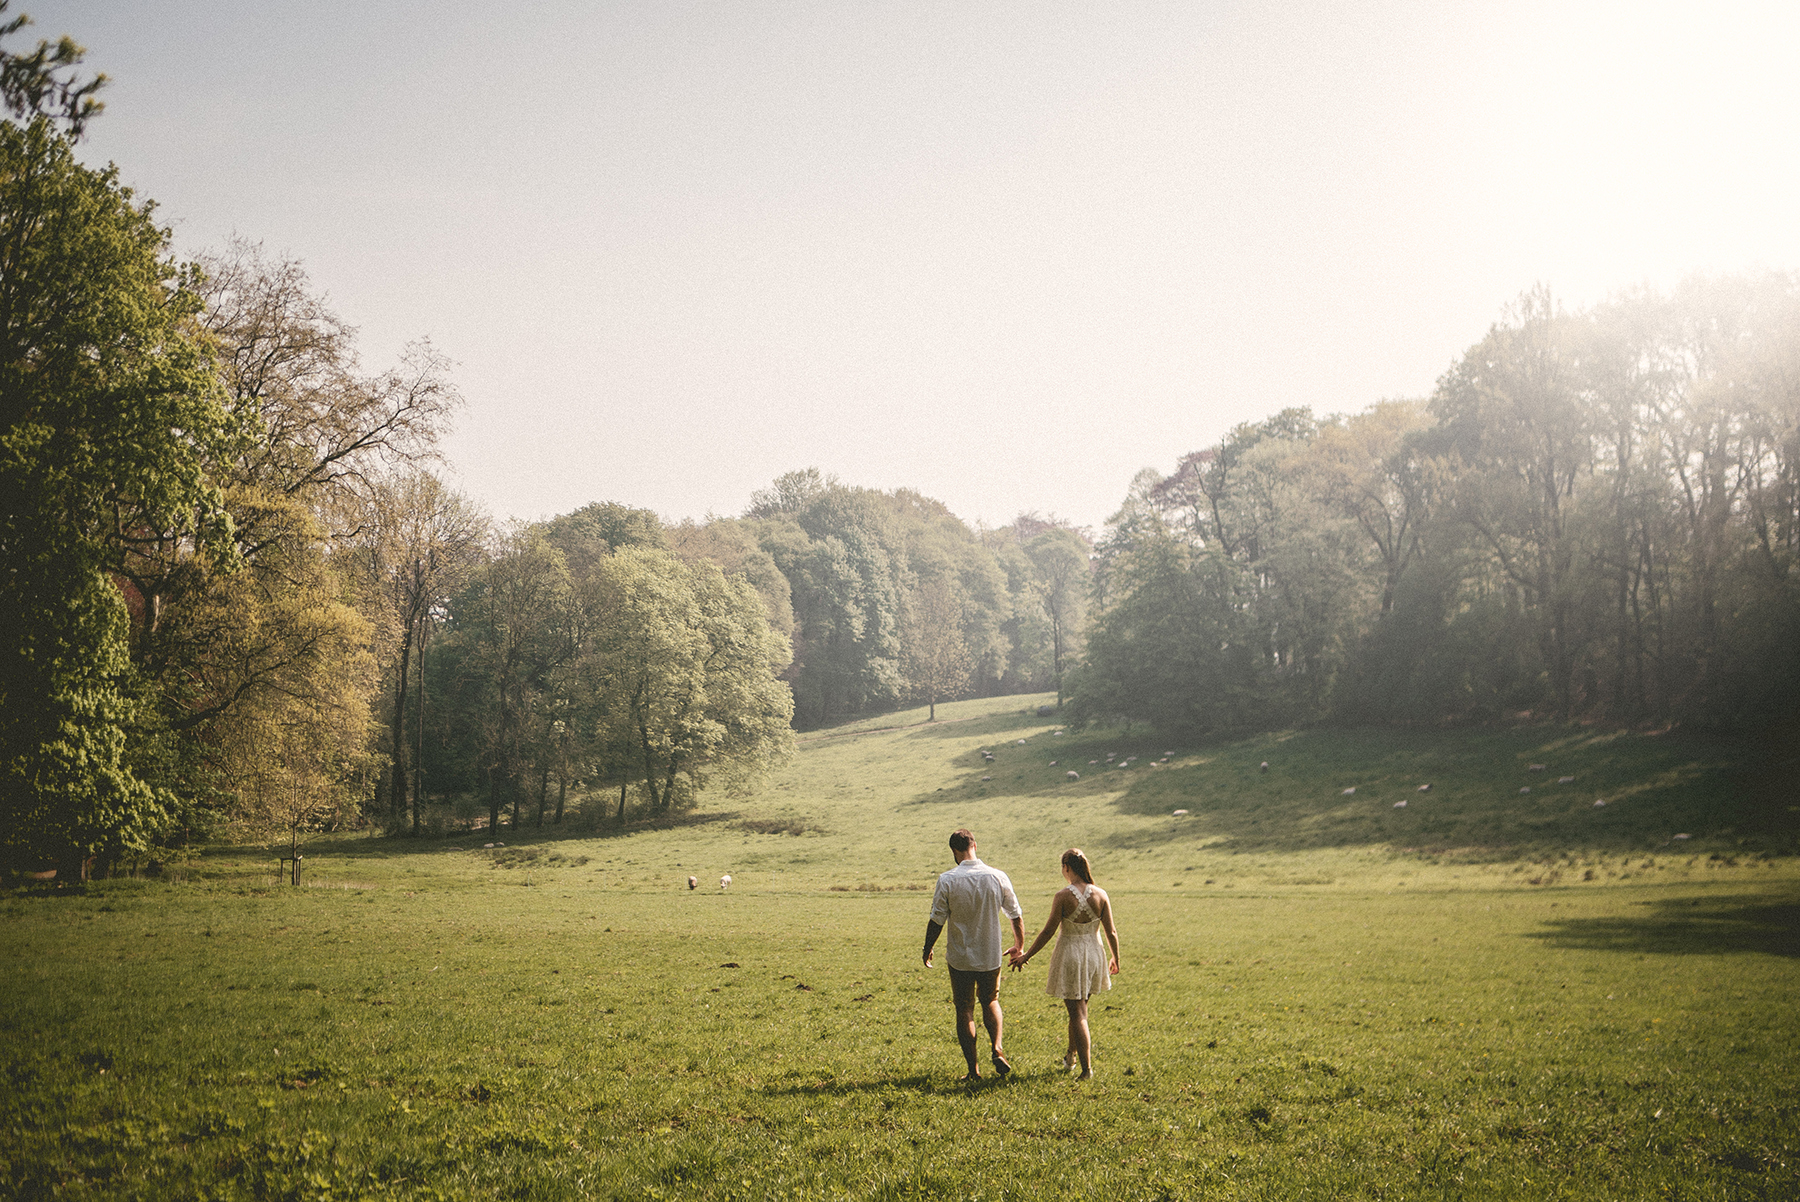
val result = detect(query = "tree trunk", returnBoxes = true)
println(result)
[389,634,412,824]
[536,763,549,827]
[413,621,427,835]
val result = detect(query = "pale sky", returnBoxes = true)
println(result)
[31,0,1800,532]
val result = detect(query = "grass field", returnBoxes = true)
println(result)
[3,694,1797,1200]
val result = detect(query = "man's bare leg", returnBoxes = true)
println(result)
[983,997,1009,1073]
[955,999,981,1079]
[977,971,1011,1078]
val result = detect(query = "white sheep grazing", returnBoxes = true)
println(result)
[719,874,732,890]
[1673,832,1691,840]
[981,775,993,781]
[1558,776,1575,784]
[1066,770,1080,780]
[1593,799,1607,808]
[1519,786,1531,794]
[1172,808,1189,816]
[688,875,698,891]
[1259,761,1269,773]
[1049,760,1057,766]
[1017,739,1027,745]
[1417,783,1432,792]
[1341,787,1356,795]
[1394,800,1407,808]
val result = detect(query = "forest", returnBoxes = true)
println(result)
[3,14,1798,882]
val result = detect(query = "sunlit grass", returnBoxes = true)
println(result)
[2,694,1795,1199]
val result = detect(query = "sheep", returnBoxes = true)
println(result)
[1341,787,1356,795]
[1417,783,1432,792]
[981,775,993,781]
[1673,832,1691,841]
[1066,770,1080,780]
[1519,786,1531,794]
[1165,750,1175,756]
[1558,776,1575,784]
[1259,761,1269,773]
[688,875,698,891]
[1016,739,1027,745]
[1049,760,1057,766]
[1171,808,1189,817]
[1394,800,1407,808]
[1593,799,1607,808]
[719,874,732,890]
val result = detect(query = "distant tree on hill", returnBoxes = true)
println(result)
[903,577,971,721]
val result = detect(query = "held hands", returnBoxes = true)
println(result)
[1006,946,1029,972]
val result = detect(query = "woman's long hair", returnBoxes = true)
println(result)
[1061,847,1094,885]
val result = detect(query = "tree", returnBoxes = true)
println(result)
[1023,527,1090,706]
[452,525,570,833]
[587,547,793,813]
[903,577,971,721]
[0,2,104,137]
[0,111,235,876]
[360,471,486,832]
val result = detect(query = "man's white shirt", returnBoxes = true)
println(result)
[930,857,1023,971]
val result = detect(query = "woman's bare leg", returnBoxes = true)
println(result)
[1064,998,1092,1078]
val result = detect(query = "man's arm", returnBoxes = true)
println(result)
[923,919,943,967]
[1006,915,1025,964]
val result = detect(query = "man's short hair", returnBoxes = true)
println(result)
[949,828,975,855]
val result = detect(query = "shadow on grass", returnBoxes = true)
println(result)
[893,711,1063,745]
[193,809,746,866]
[758,1071,1048,1097]
[1089,724,1795,858]
[1524,893,1800,958]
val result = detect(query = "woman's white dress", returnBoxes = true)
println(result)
[1044,884,1110,1000]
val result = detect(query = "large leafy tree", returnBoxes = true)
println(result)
[0,108,236,873]
[902,576,971,721]
[587,547,793,814]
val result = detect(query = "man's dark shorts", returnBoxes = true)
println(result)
[949,966,1001,1009]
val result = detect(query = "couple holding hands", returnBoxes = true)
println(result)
[921,828,1122,1082]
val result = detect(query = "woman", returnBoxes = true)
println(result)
[1010,848,1120,1079]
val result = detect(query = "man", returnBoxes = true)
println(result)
[923,828,1025,1081]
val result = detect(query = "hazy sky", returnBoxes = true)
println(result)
[29,0,1800,532]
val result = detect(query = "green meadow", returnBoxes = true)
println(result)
[3,694,1796,1200]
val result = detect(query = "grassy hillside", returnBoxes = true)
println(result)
[2,695,1796,1200]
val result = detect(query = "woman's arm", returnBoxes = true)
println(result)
[1096,888,1121,974]
[1010,890,1068,968]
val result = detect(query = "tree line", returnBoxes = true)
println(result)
[0,6,1090,874]
[1071,281,1800,738]
[399,481,1089,836]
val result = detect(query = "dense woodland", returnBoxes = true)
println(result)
[2,14,1797,878]
[1076,279,1800,739]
